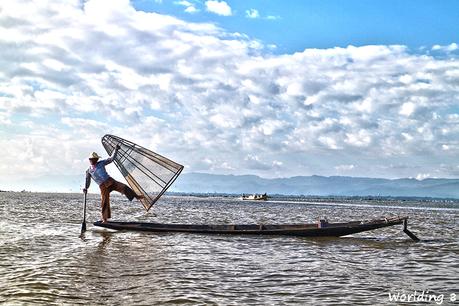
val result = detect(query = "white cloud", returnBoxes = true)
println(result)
[266,15,281,20]
[416,173,430,180]
[245,8,280,20]
[244,154,272,170]
[1,0,459,186]
[175,1,192,6]
[61,117,109,130]
[185,6,198,13]
[432,43,458,52]
[335,164,355,171]
[318,136,341,150]
[205,0,232,16]
[246,9,260,19]
[175,1,199,14]
[0,112,11,125]
[399,102,416,117]
[345,130,372,147]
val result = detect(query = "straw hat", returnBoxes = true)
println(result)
[88,152,100,159]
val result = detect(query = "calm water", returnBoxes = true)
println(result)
[0,192,458,305]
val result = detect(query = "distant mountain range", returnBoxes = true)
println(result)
[2,172,459,199]
[171,172,459,199]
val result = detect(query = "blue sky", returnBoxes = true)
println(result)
[133,0,459,53]
[0,0,459,192]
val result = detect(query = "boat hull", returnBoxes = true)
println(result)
[93,217,406,237]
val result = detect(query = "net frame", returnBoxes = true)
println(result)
[101,134,183,211]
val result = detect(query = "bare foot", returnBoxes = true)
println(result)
[102,219,108,223]
[136,194,145,200]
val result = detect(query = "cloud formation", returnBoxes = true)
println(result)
[246,9,260,19]
[175,0,199,13]
[245,8,280,20]
[0,0,459,188]
[205,0,232,16]
[432,43,458,52]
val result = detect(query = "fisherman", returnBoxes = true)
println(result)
[83,145,143,223]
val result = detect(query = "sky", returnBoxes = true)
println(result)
[0,0,459,191]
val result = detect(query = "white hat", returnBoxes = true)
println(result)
[89,152,100,159]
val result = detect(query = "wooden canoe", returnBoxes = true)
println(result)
[93,216,412,238]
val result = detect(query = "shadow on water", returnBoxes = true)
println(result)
[94,231,113,252]
[79,228,114,246]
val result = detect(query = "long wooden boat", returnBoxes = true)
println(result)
[94,216,418,240]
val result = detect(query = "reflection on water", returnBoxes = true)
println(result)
[0,193,458,305]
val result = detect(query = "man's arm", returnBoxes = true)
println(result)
[104,145,120,165]
[112,144,120,159]
[83,170,91,193]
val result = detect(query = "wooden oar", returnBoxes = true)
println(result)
[81,191,87,234]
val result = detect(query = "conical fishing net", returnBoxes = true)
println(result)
[101,134,183,211]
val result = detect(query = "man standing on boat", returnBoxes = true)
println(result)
[83,145,143,223]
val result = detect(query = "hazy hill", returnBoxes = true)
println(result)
[171,173,459,198]
[2,172,459,198]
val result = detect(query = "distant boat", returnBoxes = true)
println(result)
[241,193,268,201]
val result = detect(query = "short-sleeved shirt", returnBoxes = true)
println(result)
[86,157,113,186]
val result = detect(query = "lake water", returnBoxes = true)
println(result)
[0,192,458,305]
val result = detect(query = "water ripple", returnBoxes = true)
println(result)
[0,193,457,305]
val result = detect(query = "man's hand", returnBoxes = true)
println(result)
[83,188,87,194]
